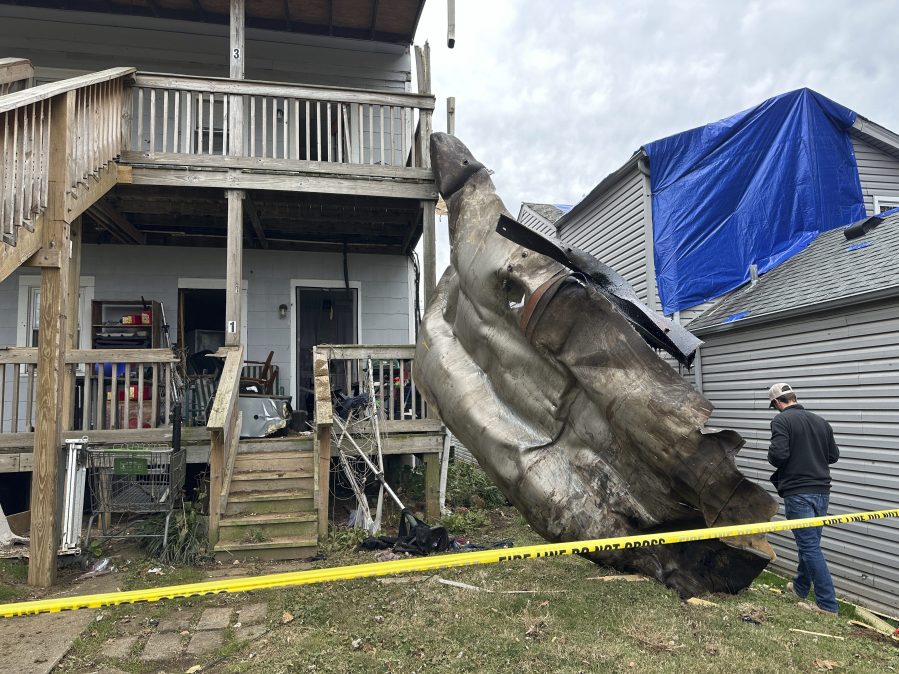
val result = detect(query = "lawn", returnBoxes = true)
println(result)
[37,506,898,674]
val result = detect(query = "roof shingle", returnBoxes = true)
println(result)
[689,211,899,332]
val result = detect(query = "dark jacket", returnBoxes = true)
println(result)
[768,404,839,497]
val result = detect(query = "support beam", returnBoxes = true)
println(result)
[230,0,245,80]
[88,200,146,245]
[422,201,436,303]
[447,96,456,136]
[61,217,82,430]
[447,0,456,48]
[245,195,269,249]
[414,43,436,302]
[225,189,244,346]
[29,91,75,588]
[423,451,440,522]
[229,0,246,183]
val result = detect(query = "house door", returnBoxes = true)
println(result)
[296,286,358,415]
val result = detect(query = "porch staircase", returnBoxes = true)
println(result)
[213,436,319,561]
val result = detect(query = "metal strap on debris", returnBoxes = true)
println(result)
[2,508,897,618]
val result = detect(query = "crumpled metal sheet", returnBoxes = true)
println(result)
[239,396,289,438]
[413,133,778,598]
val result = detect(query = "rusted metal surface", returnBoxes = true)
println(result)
[414,133,777,597]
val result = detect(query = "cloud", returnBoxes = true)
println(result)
[413,1,899,276]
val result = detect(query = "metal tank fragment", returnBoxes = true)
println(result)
[413,133,778,597]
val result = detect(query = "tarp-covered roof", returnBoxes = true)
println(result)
[689,209,899,333]
[645,88,866,316]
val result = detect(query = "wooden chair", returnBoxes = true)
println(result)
[239,351,278,395]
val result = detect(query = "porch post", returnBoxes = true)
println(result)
[415,43,437,303]
[225,189,244,347]
[225,0,246,348]
[29,91,75,587]
[61,216,82,429]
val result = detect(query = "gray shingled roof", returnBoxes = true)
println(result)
[523,203,570,224]
[689,211,899,333]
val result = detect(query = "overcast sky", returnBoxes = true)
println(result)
[412,0,899,274]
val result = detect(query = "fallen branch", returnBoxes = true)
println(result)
[586,574,648,582]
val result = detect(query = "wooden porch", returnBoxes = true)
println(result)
[0,0,440,583]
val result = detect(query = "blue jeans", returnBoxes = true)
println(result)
[784,493,838,613]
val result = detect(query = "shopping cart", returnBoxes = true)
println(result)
[84,444,186,549]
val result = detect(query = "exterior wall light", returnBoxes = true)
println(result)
[278,303,288,319]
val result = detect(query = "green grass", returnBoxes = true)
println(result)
[36,507,899,673]
[0,559,28,601]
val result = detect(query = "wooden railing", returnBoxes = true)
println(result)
[315,344,436,432]
[312,344,443,534]
[206,345,243,546]
[126,73,435,168]
[1,67,135,280]
[0,347,178,433]
[0,58,33,96]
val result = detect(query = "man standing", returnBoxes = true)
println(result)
[767,382,840,614]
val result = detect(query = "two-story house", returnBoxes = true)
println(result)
[0,0,444,585]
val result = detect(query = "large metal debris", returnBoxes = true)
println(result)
[413,133,777,597]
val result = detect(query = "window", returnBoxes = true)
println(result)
[17,275,95,358]
[873,195,899,214]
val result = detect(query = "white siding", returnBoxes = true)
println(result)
[852,136,899,215]
[0,6,410,91]
[558,165,649,301]
[517,206,557,239]
[0,245,411,422]
[696,299,899,615]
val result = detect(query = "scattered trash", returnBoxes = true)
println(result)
[790,628,845,640]
[587,574,647,582]
[233,621,242,629]
[437,578,489,592]
[77,558,112,581]
[351,638,363,650]
[186,666,203,673]
[686,597,719,607]
[739,606,767,624]
[374,551,405,563]
[376,575,432,585]
[147,566,164,575]
[855,607,896,636]
[813,660,841,671]
[281,611,295,624]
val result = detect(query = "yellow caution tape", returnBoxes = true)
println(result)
[2,507,897,618]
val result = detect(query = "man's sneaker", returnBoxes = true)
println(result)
[786,581,804,599]
[798,601,838,616]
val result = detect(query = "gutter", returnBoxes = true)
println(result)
[691,285,899,337]
[852,116,899,159]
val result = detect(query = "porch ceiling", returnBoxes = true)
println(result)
[0,0,425,44]
[82,186,424,254]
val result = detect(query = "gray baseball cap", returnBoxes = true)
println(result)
[767,382,794,408]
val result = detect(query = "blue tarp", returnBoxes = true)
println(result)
[644,88,865,315]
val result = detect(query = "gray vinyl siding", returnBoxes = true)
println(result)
[558,164,649,302]
[695,298,899,616]
[0,6,411,91]
[0,245,412,429]
[852,136,899,215]
[518,206,557,239]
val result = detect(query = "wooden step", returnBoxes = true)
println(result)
[233,451,314,473]
[229,470,313,493]
[213,535,318,562]
[218,512,317,543]
[224,489,315,516]
[238,437,314,454]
